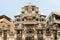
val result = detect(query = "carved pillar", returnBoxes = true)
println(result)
[22,31,25,40]
[0,31,3,40]
[3,30,7,40]
[8,33,15,40]
[34,31,37,40]
[53,15,56,21]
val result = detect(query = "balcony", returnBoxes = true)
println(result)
[15,26,23,30]
[54,15,60,24]
[3,27,9,30]
[55,19,60,24]
[22,21,38,25]
[49,19,60,25]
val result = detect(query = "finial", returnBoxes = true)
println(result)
[27,2,35,6]
[28,2,33,5]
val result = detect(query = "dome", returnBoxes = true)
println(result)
[40,12,45,15]
[16,13,20,15]
[25,2,36,6]
[40,12,46,17]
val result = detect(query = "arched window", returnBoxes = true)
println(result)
[17,19,20,21]
[22,18,24,21]
[46,28,51,36]
[22,11,25,14]
[36,18,39,21]
[17,30,22,40]
[35,11,38,13]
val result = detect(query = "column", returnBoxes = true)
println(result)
[34,30,37,40]
[22,30,25,40]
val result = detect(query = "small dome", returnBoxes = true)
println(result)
[25,2,36,7]
[40,12,46,17]
[16,13,20,15]
[40,12,45,15]
[28,2,35,6]
[51,11,60,15]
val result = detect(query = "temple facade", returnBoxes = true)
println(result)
[0,3,60,40]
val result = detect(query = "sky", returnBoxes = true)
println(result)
[0,0,60,20]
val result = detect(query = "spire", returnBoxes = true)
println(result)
[22,2,38,11]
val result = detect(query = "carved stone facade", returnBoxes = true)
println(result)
[0,3,60,40]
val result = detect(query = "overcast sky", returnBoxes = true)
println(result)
[0,0,60,19]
